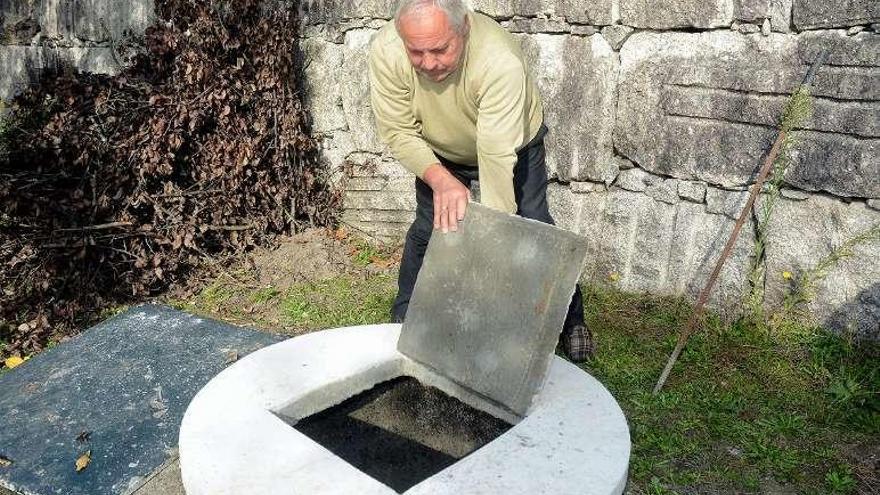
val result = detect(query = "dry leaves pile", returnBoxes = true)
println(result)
[0,0,341,359]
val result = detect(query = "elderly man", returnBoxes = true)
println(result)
[367,0,595,362]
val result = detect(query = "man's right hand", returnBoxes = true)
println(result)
[422,163,470,233]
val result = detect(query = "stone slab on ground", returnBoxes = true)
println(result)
[398,203,589,417]
[0,305,282,495]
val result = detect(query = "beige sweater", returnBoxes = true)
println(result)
[367,12,544,213]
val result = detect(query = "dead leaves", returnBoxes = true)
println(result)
[75,450,91,472]
[0,455,12,467]
[0,0,340,362]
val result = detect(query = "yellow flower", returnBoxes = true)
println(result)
[608,272,620,282]
[782,271,793,280]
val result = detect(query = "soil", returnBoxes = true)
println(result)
[291,377,512,493]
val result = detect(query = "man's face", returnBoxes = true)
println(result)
[398,8,467,83]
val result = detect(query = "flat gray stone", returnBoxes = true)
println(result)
[398,203,588,417]
[619,0,734,28]
[547,185,754,310]
[0,305,282,495]
[678,180,708,203]
[792,0,879,29]
[734,0,791,32]
[469,0,614,25]
[615,31,880,199]
[518,33,618,183]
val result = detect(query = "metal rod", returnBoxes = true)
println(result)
[652,48,828,395]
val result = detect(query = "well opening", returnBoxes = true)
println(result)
[288,376,512,493]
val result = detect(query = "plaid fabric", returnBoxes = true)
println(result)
[562,324,596,363]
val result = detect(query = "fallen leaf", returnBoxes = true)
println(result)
[75,450,91,472]
[76,431,91,443]
[4,356,24,369]
[224,351,239,365]
[0,455,12,467]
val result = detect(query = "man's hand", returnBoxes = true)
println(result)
[423,163,470,233]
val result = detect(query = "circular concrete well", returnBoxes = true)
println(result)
[179,324,630,494]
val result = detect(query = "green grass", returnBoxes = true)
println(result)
[171,270,397,334]
[279,274,395,330]
[581,285,879,494]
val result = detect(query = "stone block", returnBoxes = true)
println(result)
[600,24,634,50]
[301,39,347,134]
[779,187,810,200]
[72,0,154,42]
[0,0,41,43]
[571,181,606,193]
[613,167,662,192]
[762,195,880,338]
[299,0,396,24]
[678,180,708,203]
[518,33,618,183]
[706,187,749,219]
[468,0,614,25]
[619,0,734,28]
[0,305,282,495]
[646,178,680,204]
[792,0,879,29]
[615,31,880,199]
[341,29,385,154]
[344,189,417,211]
[398,203,589,416]
[734,0,791,32]
[548,185,755,309]
[502,16,569,33]
[0,46,119,102]
[570,25,599,36]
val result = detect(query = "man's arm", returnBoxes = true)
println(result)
[368,40,469,232]
[475,55,532,214]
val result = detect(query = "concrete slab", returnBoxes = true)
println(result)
[398,203,589,417]
[0,305,282,495]
[178,324,630,495]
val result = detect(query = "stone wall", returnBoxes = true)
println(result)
[300,1,880,336]
[1,0,877,336]
[0,0,154,104]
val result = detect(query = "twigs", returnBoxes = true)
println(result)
[0,0,341,359]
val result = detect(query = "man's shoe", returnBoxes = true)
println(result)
[562,324,596,363]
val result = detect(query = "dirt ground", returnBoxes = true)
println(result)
[160,227,402,333]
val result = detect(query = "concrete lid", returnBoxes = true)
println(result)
[398,203,589,417]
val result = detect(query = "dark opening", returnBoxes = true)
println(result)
[290,376,513,493]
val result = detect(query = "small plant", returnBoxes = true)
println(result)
[744,87,814,322]
[776,224,880,324]
[825,466,856,494]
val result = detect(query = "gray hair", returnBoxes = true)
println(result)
[395,0,470,35]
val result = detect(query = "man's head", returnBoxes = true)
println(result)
[395,0,470,82]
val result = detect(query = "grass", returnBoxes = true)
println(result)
[581,285,879,494]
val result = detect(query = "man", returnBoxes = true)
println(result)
[367,0,595,362]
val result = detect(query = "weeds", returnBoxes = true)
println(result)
[745,87,814,321]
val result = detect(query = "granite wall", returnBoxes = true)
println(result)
[1,0,877,336]
[299,0,879,337]
[0,0,153,103]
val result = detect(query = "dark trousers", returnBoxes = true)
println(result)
[391,124,586,331]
